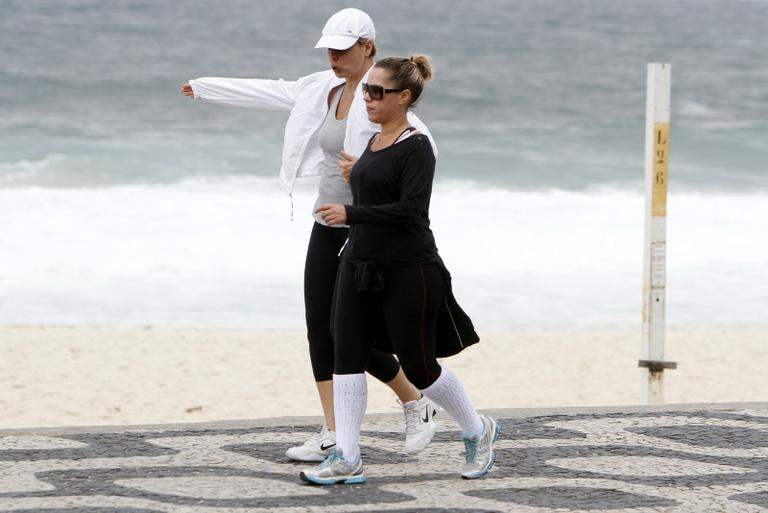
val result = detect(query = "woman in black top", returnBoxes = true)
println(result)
[302,55,501,485]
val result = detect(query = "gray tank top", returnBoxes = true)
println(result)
[313,86,353,226]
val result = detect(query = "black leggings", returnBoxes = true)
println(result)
[332,259,444,390]
[304,222,401,383]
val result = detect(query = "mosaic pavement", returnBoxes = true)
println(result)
[1,403,767,512]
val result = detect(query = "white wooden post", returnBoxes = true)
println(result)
[640,63,676,405]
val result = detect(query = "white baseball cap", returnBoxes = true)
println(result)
[314,8,376,50]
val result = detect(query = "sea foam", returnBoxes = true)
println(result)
[1,179,765,328]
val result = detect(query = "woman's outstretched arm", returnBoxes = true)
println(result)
[180,77,298,111]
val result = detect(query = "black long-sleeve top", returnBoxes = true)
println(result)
[343,133,438,263]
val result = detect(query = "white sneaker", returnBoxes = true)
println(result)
[461,415,501,479]
[286,425,336,462]
[399,395,439,454]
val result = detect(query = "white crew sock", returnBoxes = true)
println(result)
[420,366,484,437]
[333,373,367,461]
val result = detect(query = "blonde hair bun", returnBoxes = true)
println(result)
[409,54,433,82]
[374,54,433,107]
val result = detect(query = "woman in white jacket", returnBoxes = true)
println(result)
[180,8,439,461]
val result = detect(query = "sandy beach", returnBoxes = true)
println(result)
[1,325,766,430]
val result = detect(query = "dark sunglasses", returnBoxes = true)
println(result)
[362,82,406,100]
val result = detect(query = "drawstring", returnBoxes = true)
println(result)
[289,192,294,222]
[338,237,349,257]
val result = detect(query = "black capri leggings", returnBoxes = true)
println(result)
[332,258,444,390]
[304,222,401,383]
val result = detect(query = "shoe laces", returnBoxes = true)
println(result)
[318,449,341,469]
[463,436,479,463]
[304,426,329,447]
[397,399,421,433]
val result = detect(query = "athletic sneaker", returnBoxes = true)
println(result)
[286,425,336,462]
[299,448,366,485]
[460,415,501,479]
[399,395,439,454]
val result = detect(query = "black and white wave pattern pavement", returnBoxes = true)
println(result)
[1,406,768,512]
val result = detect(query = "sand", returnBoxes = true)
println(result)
[1,325,766,430]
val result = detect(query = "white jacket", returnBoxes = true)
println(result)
[189,68,437,195]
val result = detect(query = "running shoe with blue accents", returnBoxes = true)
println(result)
[299,448,366,485]
[460,415,501,479]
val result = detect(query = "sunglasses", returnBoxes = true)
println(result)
[362,82,406,101]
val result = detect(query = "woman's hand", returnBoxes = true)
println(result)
[314,204,347,226]
[339,150,358,183]
[180,83,194,97]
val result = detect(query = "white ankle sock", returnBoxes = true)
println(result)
[333,373,367,461]
[420,366,483,437]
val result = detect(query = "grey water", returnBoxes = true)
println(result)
[1,0,767,191]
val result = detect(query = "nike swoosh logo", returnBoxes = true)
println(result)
[320,442,336,451]
[423,406,430,423]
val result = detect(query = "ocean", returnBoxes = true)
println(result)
[1,0,766,328]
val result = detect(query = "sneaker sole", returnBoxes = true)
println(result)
[286,450,331,462]
[461,417,502,480]
[299,472,367,486]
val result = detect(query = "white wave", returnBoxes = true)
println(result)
[679,100,718,117]
[0,156,54,184]
[0,185,766,328]
[701,119,760,130]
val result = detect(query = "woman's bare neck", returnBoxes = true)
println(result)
[345,61,373,90]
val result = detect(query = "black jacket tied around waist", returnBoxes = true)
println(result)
[341,255,479,358]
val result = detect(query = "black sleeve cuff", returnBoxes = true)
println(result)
[344,205,356,224]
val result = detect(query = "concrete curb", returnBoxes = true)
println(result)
[2,401,766,436]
